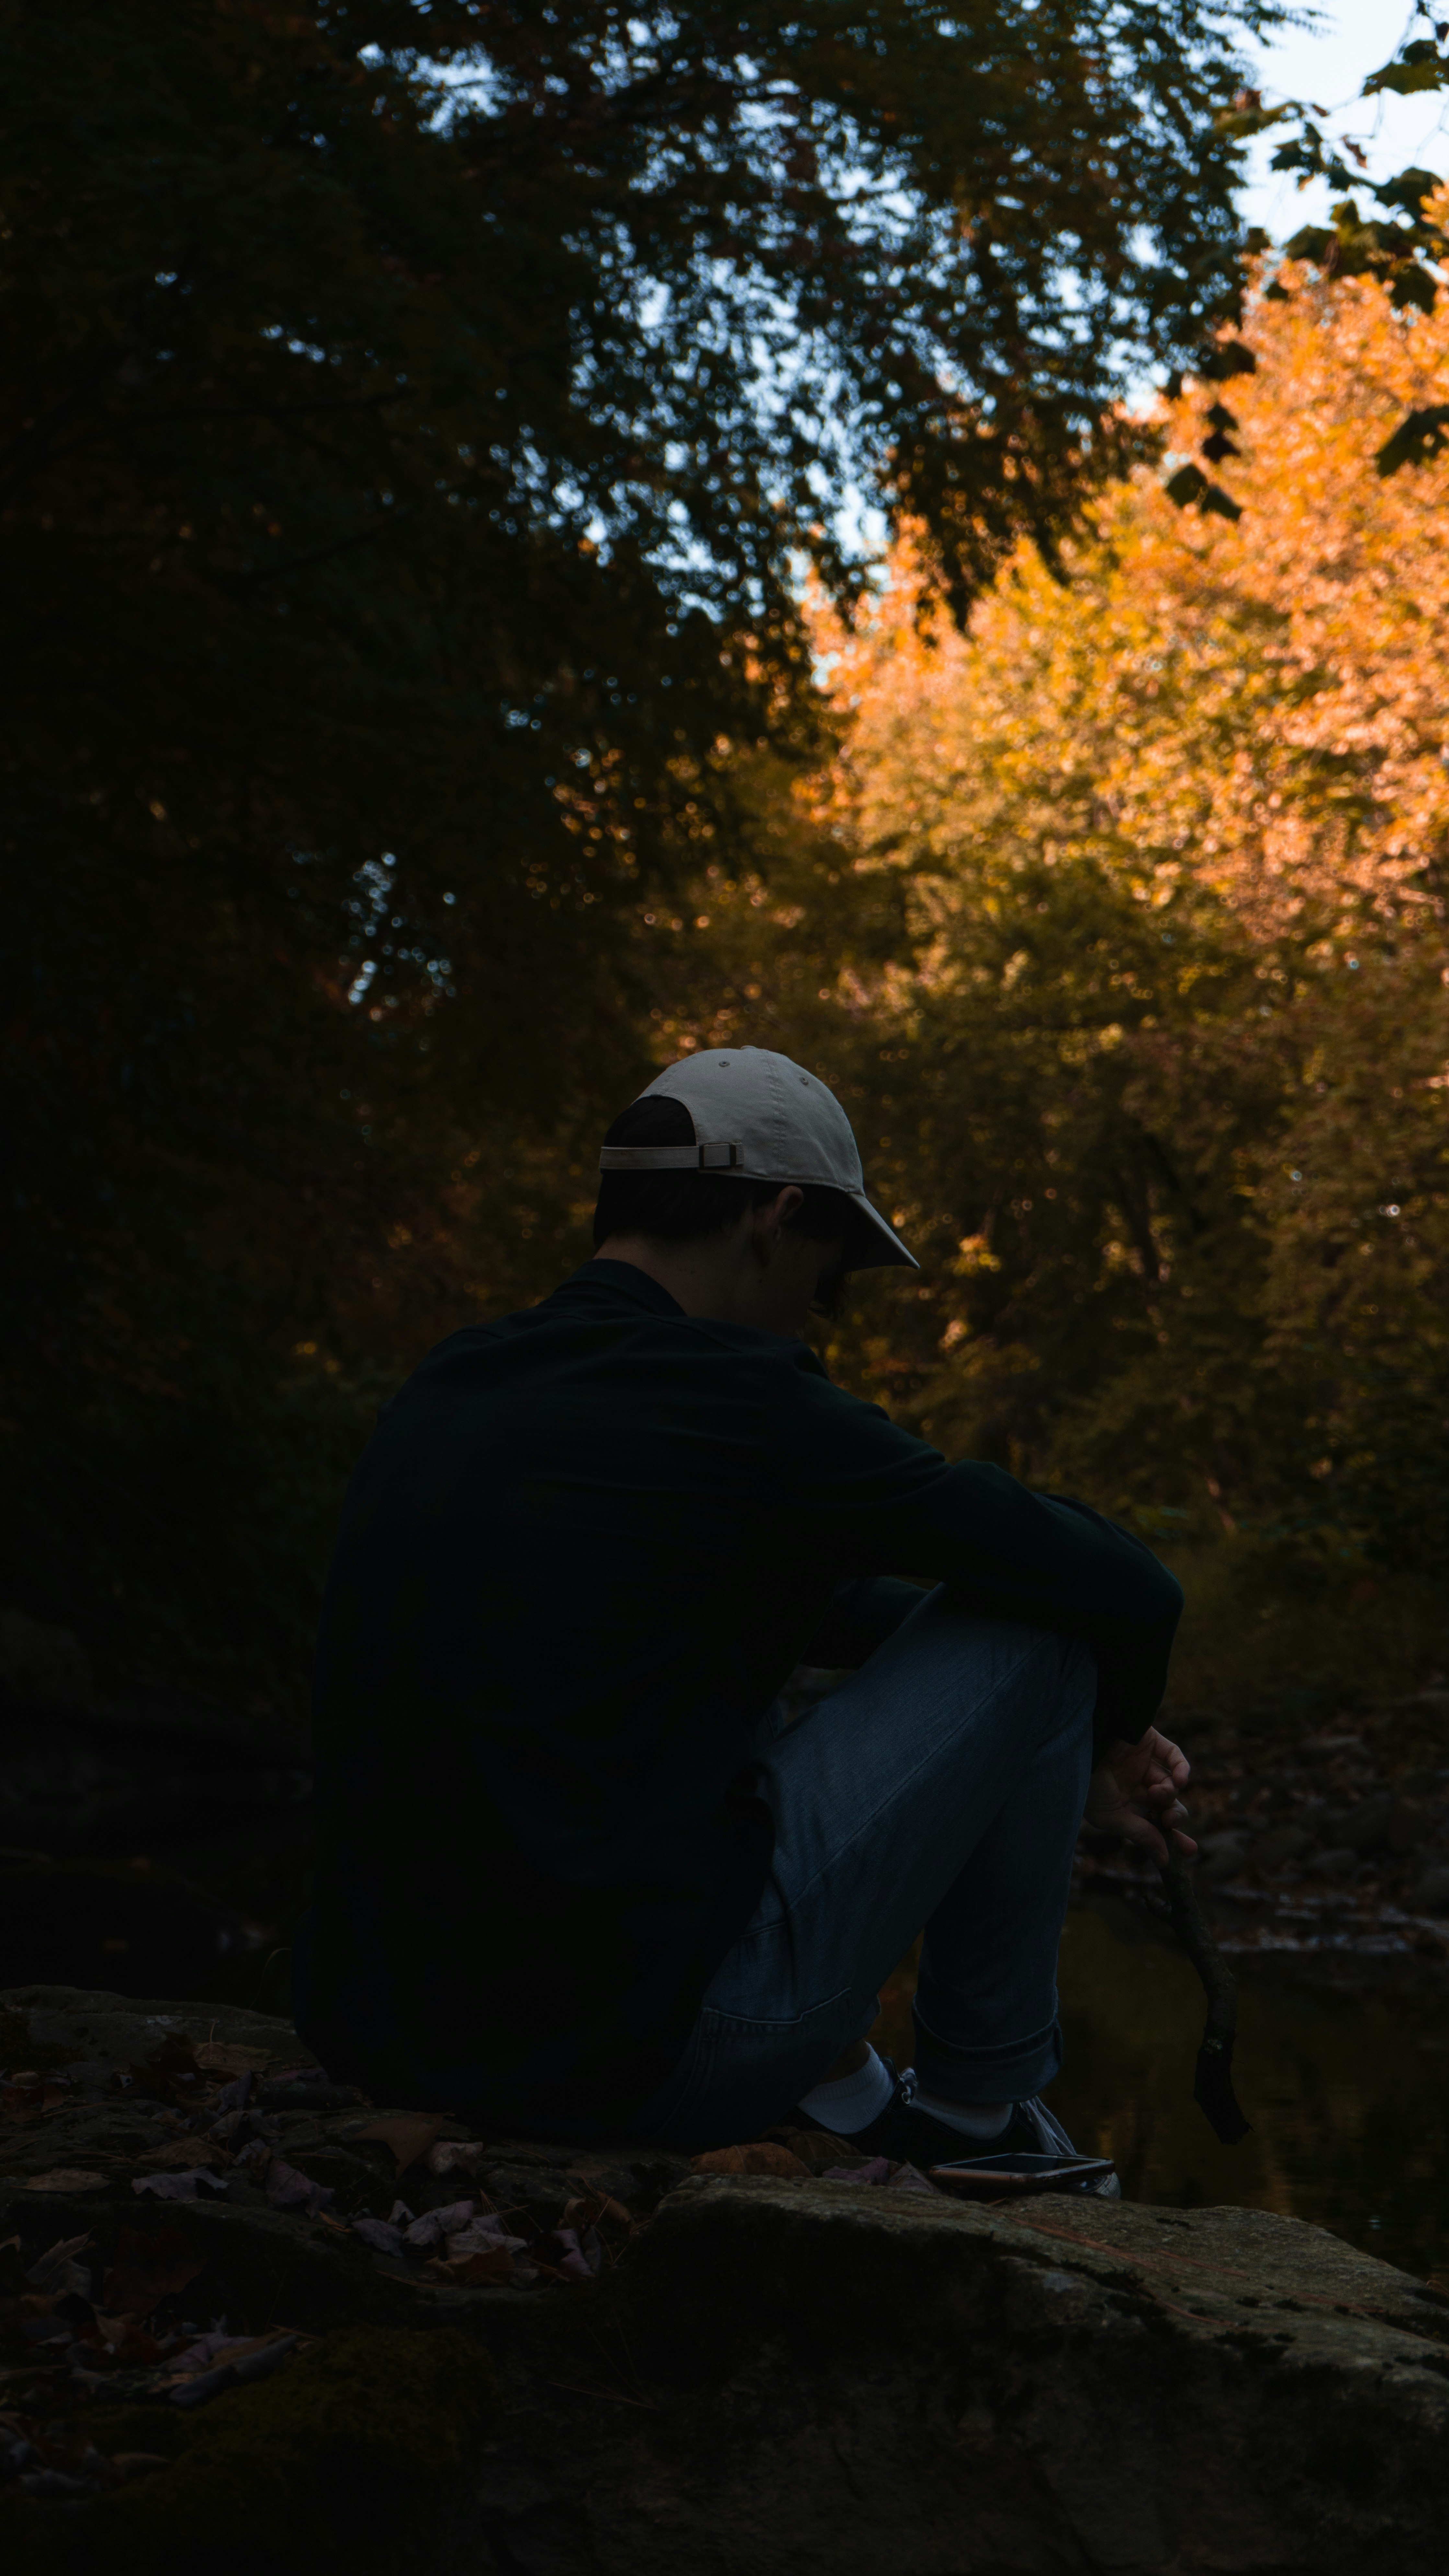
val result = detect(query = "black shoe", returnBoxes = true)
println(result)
[798,2064,1120,2196]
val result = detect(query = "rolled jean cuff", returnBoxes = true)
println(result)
[910,2002,1063,2106]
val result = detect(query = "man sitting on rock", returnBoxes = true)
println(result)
[298,1045,1194,2170]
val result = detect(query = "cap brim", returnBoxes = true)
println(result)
[845,1191,918,1273]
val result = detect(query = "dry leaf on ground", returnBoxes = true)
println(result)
[424,2138,484,2178]
[169,2329,302,2409]
[24,2234,93,2296]
[23,2171,107,2193]
[886,2162,937,2194]
[101,2225,204,2317]
[264,2157,334,2215]
[136,2139,227,2172]
[690,2142,809,2179]
[562,2190,632,2235]
[353,2113,446,2176]
[2,2081,70,2124]
[137,2036,209,2103]
[438,2244,516,2286]
[351,2216,407,2256]
[765,2126,867,2175]
[86,2314,167,2365]
[401,2199,474,2250]
[132,2171,227,2201]
[194,2041,275,2076]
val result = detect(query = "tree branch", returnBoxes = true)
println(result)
[1157,1848,1251,2145]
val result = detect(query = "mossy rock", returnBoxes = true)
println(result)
[12,1986,1448,2570]
[0,1985,317,2078]
[5,2326,497,2576]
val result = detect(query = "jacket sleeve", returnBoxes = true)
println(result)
[776,1356,1183,1752]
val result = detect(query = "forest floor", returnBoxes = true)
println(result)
[1090,1545,1449,1960]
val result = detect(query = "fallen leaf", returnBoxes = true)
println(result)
[562,2191,633,2235]
[2,2081,69,2124]
[24,2234,93,2295]
[353,2114,446,2176]
[88,2314,167,2365]
[402,2199,474,2250]
[264,2158,335,2216]
[102,2226,204,2318]
[886,2162,937,2195]
[137,2036,209,2104]
[765,2125,868,2175]
[193,2041,275,2076]
[690,2142,809,2179]
[822,2156,891,2185]
[132,2171,227,2201]
[447,2217,525,2255]
[169,2330,301,2410]
[424,2138,484,2179]
[440,2245,515,2287]
[351,2216,407,2257]
[534,2225,600,2281]
[23,2171,107,2193]
[136,2139,227,2172]
[170,2326,236,2372]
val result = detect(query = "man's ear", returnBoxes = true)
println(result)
[754,1187,803,1257]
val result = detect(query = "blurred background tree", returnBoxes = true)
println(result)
[1,0,1282,1708]
[662,246,1449,1575]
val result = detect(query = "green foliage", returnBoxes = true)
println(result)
[834,881,1449,1573]
[1204,28,1449,487]
[1261,29,1449,321]
[1156,1544,1449,1716]
[1362,34,1449,96]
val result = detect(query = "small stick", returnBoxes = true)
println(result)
[1156,1847,1252,2145]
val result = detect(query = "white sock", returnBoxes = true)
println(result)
[797,2045,894,2135]
[911,2086,1011,2140]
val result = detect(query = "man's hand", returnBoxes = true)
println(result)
[1086,1726,1195,1865]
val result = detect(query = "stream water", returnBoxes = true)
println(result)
[868,1897,1449,2283]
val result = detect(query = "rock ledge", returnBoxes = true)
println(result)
[3,1986,1447,2573]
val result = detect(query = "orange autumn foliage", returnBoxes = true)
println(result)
[829,262,1449,934]
[685,264,1449,1562]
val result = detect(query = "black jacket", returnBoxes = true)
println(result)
[296,1260,1181,2134]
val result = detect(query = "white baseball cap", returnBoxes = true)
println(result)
[598,1045,918,1271]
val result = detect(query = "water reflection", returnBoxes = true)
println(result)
[868,1898,1449,2281]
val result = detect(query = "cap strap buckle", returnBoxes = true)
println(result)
[598,1140,743,1172]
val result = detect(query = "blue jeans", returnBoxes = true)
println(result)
[634,1588,1096,2150]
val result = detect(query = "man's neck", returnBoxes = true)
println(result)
[592,1233,744,1319]
[592,1195,835,1337]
